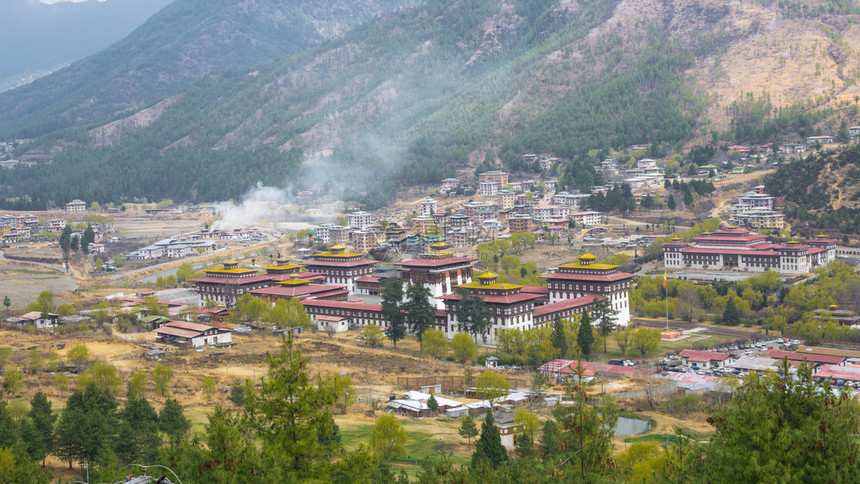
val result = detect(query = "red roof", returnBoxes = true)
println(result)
[749,242,774,249]
[693,234,766,243]
[156,321,227,338]
[395,256,477,268]
[539,359,657,377]
[249,284,348,299]
[679,349,732,362]
[521,286,549,295]
[164,321,214,332]
[304,259,377,268]
[814,364,860,382]
[302,299,382,312]
[156,327,200,338]
[544,272,635,282]
[771,244,809,251]
[767,350,844,365]
[355,276,380,283]
[533,296,604,317]
[683,247,779,256]
[191,274,276,285]
[439,292,543,305]
[315,315,348,322]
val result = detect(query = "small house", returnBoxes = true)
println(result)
[155,321,232,347]
[316,315,350,333]
[485,356,499,369]
[679,350,732,369]
[4,311,60,329]
[494,412,522,451]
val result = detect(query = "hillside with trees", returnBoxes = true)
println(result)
[2,0,860,209]
[768,143,860,236]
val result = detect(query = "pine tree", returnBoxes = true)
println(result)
[514,430,536,461]
[459,416,479,444]
[722,296,741,326]
[158,399,190,445]
[381,278,406,349]
[667,194,677,210]
[82,225,95,254]
[455,290,492,346]
[427,395,439,413]
[54,384,119,469]
[837,120,850,143]
[577,311,594,361]
[404,283,435,344]
[551,315,566,357]
[472,410,507,468]
[26,391,55,467]
[702,361,860,482]
[540,419,562,461]
[593,298,618,354]
[59,225,72,260]
[245,334,345,478]
[116,396,161,464]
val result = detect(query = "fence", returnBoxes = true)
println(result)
[611,381,678,400]
[397,374,530,393]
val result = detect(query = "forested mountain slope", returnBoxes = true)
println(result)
[0,0,173,92]
[768,143,860,235]
[3,0,860,208]
[0,0,418,140]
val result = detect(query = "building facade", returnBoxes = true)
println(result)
[662,229,836,274]
[396,253,477,309]
[544,254,634,327]
[347,211,374,230]
[302,245,377,293]
[478,171,510,186]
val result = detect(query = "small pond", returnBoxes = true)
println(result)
[614,416,653,435]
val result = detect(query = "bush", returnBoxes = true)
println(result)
[659,392,703,416]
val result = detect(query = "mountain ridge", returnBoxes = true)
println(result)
[3,0,860,209]
[0,0,420,139]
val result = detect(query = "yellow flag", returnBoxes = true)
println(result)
[663,271,667,288]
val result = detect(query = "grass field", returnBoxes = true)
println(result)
[338,416,473,477]
[597,332,742,361]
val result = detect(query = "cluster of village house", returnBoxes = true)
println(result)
[1,293,234,349]
[726,185,785,231]
[296,143,807,254]
[304,169,603,254]
[125,228,264,260]
[0,211,107,252]
[536,343,860,396]
[386,335,860,448]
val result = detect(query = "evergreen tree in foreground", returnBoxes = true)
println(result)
[577,311,594,360]
[471,410,507,468]
[381,278,406,349]
[722,296,741,326]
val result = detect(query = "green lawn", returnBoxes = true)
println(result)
[338,417,473,478]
